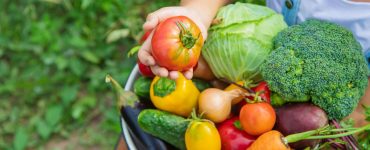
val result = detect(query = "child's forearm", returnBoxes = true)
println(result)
[180,0,230,28]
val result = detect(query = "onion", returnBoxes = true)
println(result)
[198,88,242,123]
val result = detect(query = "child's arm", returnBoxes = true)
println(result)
[138,0,229,80]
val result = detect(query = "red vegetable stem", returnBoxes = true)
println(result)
[325,138,346,150]
[331,120,359,150]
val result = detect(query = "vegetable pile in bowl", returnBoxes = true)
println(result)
[108,2,370,150]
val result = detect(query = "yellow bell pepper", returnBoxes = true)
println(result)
[185,119,221,150]
[150,72,199,117]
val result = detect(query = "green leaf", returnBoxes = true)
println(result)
[69,35,87,48]
[72,96,96,119]
[72,104,85,119]
[69,58,85,76]
[36,120,52,139]
[45,105,63,127]
[127,45,141,58]
[340,118,354,128]
[233,120,244,130]
[106,29,129,43]
[81,0,92,9]
[81,51,100,64]
[0,48,4,57]
[363,105,370,121]
[55,56,68,70]
[59,85,78,105]
[80,96,97,107]
[0,60,9,78]
[13,128,28,150]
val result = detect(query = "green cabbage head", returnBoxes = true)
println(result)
[202,3,287,82]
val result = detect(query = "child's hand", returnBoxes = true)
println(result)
[138,6,208,80]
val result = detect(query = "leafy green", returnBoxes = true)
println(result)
[202,3,287,82]
[13,128,28,150]
[358,105,370,149]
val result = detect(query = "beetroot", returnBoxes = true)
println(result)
[275,103,328,149]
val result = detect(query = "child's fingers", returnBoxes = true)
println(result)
[138,32,155,66]
[183,68,193,80]
[169,71,179,80]
[151,65,169,77]
[138,49,155,66]
[143,7,208,40]
[143,7,185,31]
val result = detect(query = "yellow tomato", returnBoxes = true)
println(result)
[185,120,221,150]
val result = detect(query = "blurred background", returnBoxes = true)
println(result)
[0,0,263,149]
[0,0,178,149]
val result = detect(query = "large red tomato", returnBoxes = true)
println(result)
[151,16,203,71]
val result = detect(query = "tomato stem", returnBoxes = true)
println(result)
[176,21,198,49]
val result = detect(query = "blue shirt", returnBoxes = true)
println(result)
[267,0,370,69]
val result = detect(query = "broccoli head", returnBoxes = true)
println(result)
[261,19,369,120]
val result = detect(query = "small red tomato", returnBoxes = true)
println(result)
[137,30,154,77]
[151,16,203,71]
[138,60,154,77]
[239,102,276,136]
[217,117,256,150]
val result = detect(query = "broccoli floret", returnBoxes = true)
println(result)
[261,19,369,120]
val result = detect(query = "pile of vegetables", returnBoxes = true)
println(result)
[108,2,370,150]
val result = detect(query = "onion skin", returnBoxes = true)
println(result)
[198,88,241,123]
[224,81,247,105]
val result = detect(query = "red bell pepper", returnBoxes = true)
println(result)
[252,81,271,103]
[233,81,271,115]
[217,117,256,150]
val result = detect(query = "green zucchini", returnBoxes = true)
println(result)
[138,109,190,150]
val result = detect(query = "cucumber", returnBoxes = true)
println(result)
[134,76,152,100]
[138,109,190,150]
[192,78,211,92]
